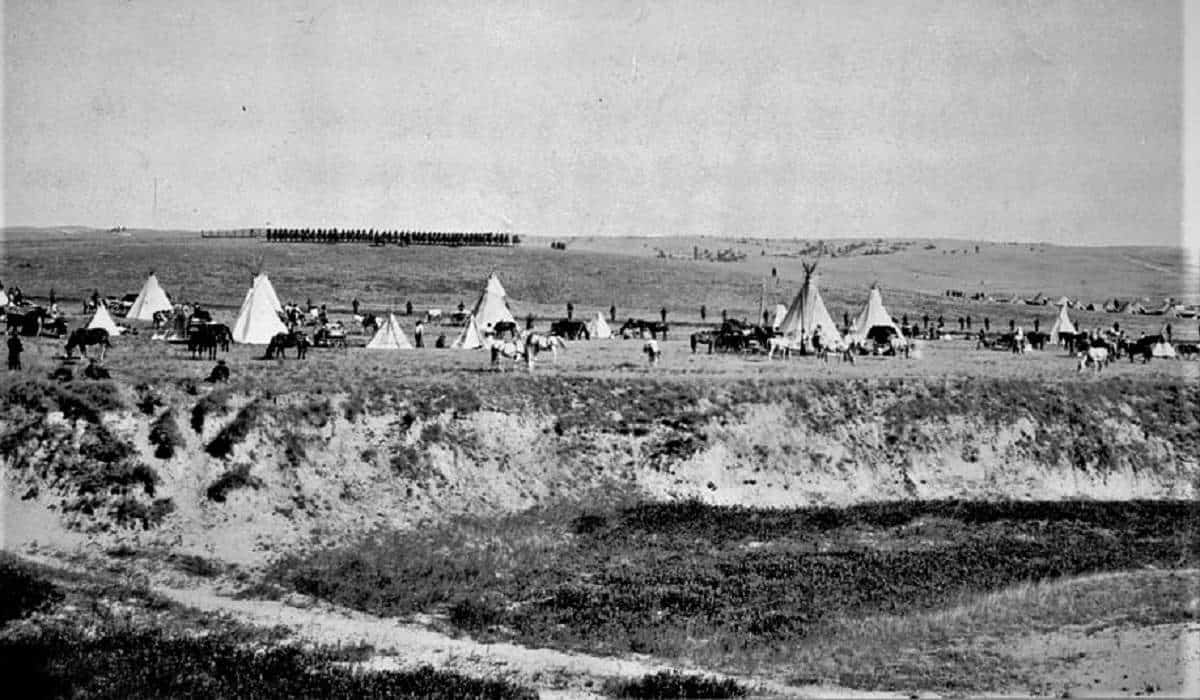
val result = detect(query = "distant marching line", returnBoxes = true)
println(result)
[200,228,520,247]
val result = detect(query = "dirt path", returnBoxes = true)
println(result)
[154,582,908,700]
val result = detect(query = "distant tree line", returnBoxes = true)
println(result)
[261,228,519,246]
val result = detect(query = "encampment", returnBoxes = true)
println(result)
[365,313,413,349]
[845,284,905,347]
[586,311,613,339]
[777,262,842,350]
[451,314,484,349]
[471,273,516,333]
[126,273,174,321]
[87,303,123,335]
[1049,304,1077,345]
[232,274,288,344]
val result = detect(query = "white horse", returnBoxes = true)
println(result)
[487,337,531,372]
[1077,346,1109,374]
[767,336,796,360]
[522,331,566,363]
[643,338,662,366]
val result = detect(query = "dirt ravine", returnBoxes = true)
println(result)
[153,580,906,700]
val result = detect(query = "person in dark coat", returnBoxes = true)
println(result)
[610,304,616,322]
[7,330,22,370]
[405,300,413,316]
[414,320,424,348]
[352,298,360,316]
[660,307,667,324]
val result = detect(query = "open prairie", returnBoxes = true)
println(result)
[3,232,1198,699]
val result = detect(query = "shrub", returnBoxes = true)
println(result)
[0,553,63,624]
[206,464,263,503]
[289,397,333,429]
[343,393,367,421]
[206,400,265,458]
[280,431,307,470]
[149,409,185,460]
[604,671,747,698]
[448,596,505,631]
[191,389,232,435]
[170,553,224,578]
[110,496,176,529]
[390,445,430,480]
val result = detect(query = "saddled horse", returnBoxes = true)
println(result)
[264,330,310,359]
[1077,346,1109,374]
[65,328,111,361]
[522,331,566,364]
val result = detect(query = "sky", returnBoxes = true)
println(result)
[1,0,1185,245]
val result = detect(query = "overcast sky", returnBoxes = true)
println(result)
[2,0,1183,245]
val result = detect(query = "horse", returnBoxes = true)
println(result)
[767,336,796,360]
[1124,335,1163,364]
[357,313,379,336]
[188,323,230,360]
[65,328,111,361]
[425,309,443,323]
[487,337,530,372]
[643,339,662,366]
[1176,343,1199,360]
[6,306,50,337]
[522,332,566,363]
[690,329,716,354]
[493,320,520,340]
[264,330,310,360]
[549,319,589,340]
[1077,346,1109,374]
[619,319,668,340]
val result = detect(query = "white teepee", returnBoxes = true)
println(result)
[366,313,414,349]
[451,314,485,349]
[87,303,123,335]
[232,274,287,344]
[777,262,842,350]
[1049,304,1077,345]
[845,284,905,346]
[471,273,516,333]
[0,289,9,306]
[126,273,174,321]
[586,311,613,339]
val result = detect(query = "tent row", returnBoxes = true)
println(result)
[774,263,906,350]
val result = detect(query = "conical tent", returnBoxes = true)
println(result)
[126,273,174,321]
[252,272,284,314]
[451,314,484,349]
[770,303,788,331]
[846,284,905,346]
[366,313,413,349]
[0,289,9,306]
[777,262,842,350]
[232,274,287,344]
[87,304,123,335]
[1049,304,1077,344]
[471,273,516,333]
[586,311,613,339]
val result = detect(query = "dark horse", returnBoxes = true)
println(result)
[65,328,111,361]
[619,319,669,340]
[188,323,232,360]
[549,319,589,340]
[493,321,520,340]
[264,330,310,359]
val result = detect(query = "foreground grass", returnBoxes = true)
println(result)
[259,500,1198,692]
[0,553,536,699]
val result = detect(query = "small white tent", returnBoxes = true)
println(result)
[232,274,288,344]
[1049,304,1077,345]
[586,311,613,339]
[471,273,516,333]
[0,289,9,307]
[366,313,414,349]
[451,314,485,349]
[87,303,123,335]
[126,273,174,321]
[846,284,905,346]
[777,262,842,350]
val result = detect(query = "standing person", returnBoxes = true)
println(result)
[922,313,929,329]
[1009,319,1015,332]
[1165,323,1172,342]
[722,309,728,323]
[49,288,56,306]
[966,315,972,330]
[7,330,22,371]
[1033,318,1040,333]
[844,312,850,329]
[406,300,413,316]
[660,306,667,324]
[526,312,535,330]
[352,298,360,316]
[566,302,574,321]
[414,319,424,348]
[984,317,990,332]
[610,304,616,322]
[762,310,770,326]
[700,305,707,322]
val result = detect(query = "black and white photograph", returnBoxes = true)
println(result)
[2,1,1197,697]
